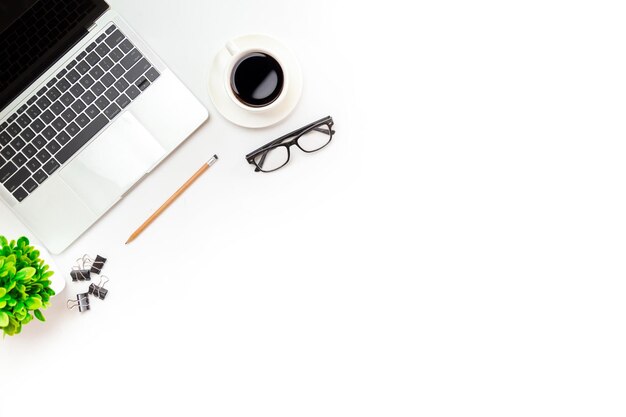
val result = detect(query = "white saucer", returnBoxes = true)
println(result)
[208,34,303,129]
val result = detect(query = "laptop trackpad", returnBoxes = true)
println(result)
[60,112,166,215]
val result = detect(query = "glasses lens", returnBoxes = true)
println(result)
[254,146,289,172]
[297,124,332,152]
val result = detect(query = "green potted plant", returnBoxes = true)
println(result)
[0,236,57,336]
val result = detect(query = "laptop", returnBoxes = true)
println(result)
[0,0,209,254]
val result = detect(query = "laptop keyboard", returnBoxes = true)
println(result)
[0,24,161,203]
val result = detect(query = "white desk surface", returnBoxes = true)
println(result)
[2,1,626,415]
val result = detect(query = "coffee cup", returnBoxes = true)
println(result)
[224,40,289,112]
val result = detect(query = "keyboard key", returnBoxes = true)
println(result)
[115,94,131,109]
[114,78,129,92]
[57,78,71,92]
[46,87,61,101]
[145,67,161,82]
[0,162,17,182]
[40,110,55,124]
[95,96,110,110]
[0,155,4,167]
[96,43,111,57]
[86,52,100,66]
[27,96,37,106]
[109,47,124,62]
[37,86,48,97]
[33,169,48,184]
[1,146,16,160]
[125,85,140,100]
[104,103,121,119]
[110,64,125,79]
[7,123,22,137]
[57,68,67,78]
[41,127,56,141]
[12,187,28,202]
[46,140,61,155]
[101,73,115,88]
[76,114,90,128]
[0,132,11,146]
[36,149,51,163]
[125,58,151,84]
[0,122,7,131]
[31,119,45,133]
[106,25,117,34]
[17,104,27,114]
[12,152,27,166]
[66,122,80,137]
[105,29,124,48]
[32,136,46,149]
[26,159,41,172]
[96,33,107,43]
[60,92,75,106]
[61,108,77,123]
[70,83,85,98]
[89,65,105,80]
[36,96,51,110]
[85,105,99,118]
[10,137,26,151]
[67,59,77,69]
[118,39,133,53]
[52,117,66,131]
[46,78,57,88]
[16,114,32,128]
[91,81,106,96]
[87,42,97,52]
[50,101,65,116]
[77,51,87,61]
[20,127,35,142]
[71,99,87,114]
[76,60,90,75]
[100,57,114,71]
[4,167,30,192]
[7,114,17,123]
[136,77,150,91]
[43,159,60,175]
[23,178,38,193]
[80,74,96,89]
[56,114,108,164]
[26,105,41,119]
[22,144,36,158]
[104,87,119,101]
[56,131,71,145]
[66,69,80,83]
[81,91,97,105]
[121,49,142,70]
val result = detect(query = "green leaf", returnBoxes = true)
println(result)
[0,311,8,328]
[0,288,5,298]
[24,297,42,310]
[15,267,36,281]
[34,309,45,322]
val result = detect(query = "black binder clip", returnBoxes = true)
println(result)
[88,255,107,274]
[88,276,109,300]
[67,293,90,313]
[70,269,91,282]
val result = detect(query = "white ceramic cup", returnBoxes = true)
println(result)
[224,40,289,113]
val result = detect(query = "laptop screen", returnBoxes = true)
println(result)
[0,0,109,112]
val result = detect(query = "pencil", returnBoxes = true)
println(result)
[125,155,219,244]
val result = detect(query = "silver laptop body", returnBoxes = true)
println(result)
[0,2,208,253]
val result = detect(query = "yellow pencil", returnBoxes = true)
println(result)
[125,155,219,244]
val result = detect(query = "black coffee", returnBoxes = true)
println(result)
[231,52,284,107]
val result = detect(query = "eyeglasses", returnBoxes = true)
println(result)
[246,116,335,172]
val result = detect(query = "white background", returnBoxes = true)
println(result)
[1,0,626,415]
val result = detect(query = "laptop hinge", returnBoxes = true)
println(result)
[87,22,97,32]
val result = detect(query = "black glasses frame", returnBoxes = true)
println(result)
[245,116,335,172]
